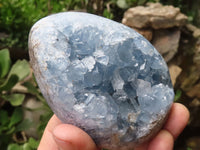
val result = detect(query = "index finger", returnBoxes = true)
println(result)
[164,103,190,139]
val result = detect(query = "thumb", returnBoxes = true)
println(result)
[53,124,99,150]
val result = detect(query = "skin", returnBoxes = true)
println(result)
[38,103,189,150]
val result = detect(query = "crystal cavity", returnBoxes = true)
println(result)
[28,12,174,150]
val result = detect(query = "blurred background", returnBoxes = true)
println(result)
[0,0,200,149]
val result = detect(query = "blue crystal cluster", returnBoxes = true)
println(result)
[29,12,174,149]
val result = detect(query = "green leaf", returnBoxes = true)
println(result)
[0,125,9,134]
[16,119,32,132]
[103,9,114,19]
[37,110,53,135]
[117,0,129,9]
[0,60,30,92]
[2,94,25,106]
[27,138,39,149]
[174,90,182,101]
[8,143,23,150]
[9,107,23,127]
[0,134,11,149]
[23,81,45,102]
[23,82,40,96]
[16,137,39,150]
[0,49,11,78]
[187,147,192,150]
[0,74,19,92]
[22,143,32,150]
[6,126,15,135]
[8,60,30,81]
[0,109,9,126]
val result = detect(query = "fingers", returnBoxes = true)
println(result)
[164,103,190,139]
[39,103,189,150]
[38,114,98,150]
[148,103,189,150]
[135,103,189,150]
[148,130,174,150]
[53,124,98,150]
[38,115,62,150]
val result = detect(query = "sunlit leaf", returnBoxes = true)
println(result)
[0,60,30,92]
[8,60,30,81]
[0,49,11,78]
[103,9,114,19]
[2,94,25,106]
[117,0,129,9]
[27,138,39,149]
[22,143,31,150]
[7,143,22,150]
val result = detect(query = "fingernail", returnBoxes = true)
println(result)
[53,136,77,150]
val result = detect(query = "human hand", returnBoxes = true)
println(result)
[38,103,189,150]
[135,103,189,150]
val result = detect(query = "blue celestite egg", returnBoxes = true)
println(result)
[28,12,174,150]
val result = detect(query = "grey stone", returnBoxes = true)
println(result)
[28,12,174,150]
[122,3,188,29]
[169,65,182,86]
[132,28,153,41]
[152,28,181,62]
[185,23,200,38]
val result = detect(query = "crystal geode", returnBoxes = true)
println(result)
[28,12,174,150]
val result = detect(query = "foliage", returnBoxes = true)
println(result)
[0,1,199,149]
[1,0,197,50]
[160,0,200,25]
[0,0,199,50]
[102,0,159,20]
[116,0,158,9]
[0,0,88,50]
[0,49,52,149]
[0,49,29,105]
[174,89,182,101]
[7,138,39,150]
[0,0,162,50]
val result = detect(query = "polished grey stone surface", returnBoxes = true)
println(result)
[29,12,174,150]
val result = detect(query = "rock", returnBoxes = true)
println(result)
[185,23,200,38]
[133,28,153,41]
[181,67,200,92]
[29,12,174,150]
[122,3,188,29]
[169,65,182,86]
[152,28,181,62]
[23,97,47,138]
[193,39,200,66]
[187,84,200,98]
[180,37,200,99]
[189,98,200,107]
